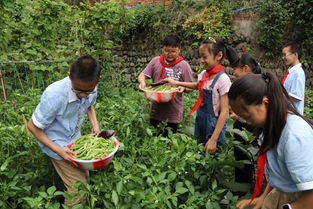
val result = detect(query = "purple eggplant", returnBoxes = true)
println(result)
[98,130,115,139]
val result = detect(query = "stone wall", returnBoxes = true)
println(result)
[111,40,233,82]
[111,43,199,82]
[89,0,171,6]
[110,16,313,88]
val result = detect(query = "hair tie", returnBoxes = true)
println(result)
[262,73,269,84]
[208,37,217,43]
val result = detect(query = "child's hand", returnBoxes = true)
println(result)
[163,78,176,86]
[91,125,101,135]
[230,112,239,120]
[236,197,264,209]
[205,139,217,154]
[57,147,75,162]
[177,86,185,93]
[138,82,146,90]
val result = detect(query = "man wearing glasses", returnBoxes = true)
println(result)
[138,34,193,136]
[27,56,101,207]
[281,42,305,115]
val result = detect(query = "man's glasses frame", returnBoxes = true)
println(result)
[71,87,97,95]
[281,52,295,60]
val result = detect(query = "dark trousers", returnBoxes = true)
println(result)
[150,119,178,137]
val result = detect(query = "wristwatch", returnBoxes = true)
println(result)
[282,203,292,209]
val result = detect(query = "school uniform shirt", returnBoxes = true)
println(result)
[31,77,97,160]
[142,56,193,123]
[283,63,305,114]
[197,70,232,117]
[266,113,313,192]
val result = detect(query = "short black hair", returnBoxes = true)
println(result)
[283,41,303,59]
[70,56,100,82]
[162,34,181,47]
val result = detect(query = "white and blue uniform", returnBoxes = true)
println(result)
[266,113,313,192]
[283,63,305,115]
[32,77,97,160]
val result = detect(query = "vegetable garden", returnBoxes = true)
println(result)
[0,0,312,208]
[1,84,254,208]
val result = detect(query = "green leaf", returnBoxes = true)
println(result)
[146,128,152,136]
[47,186,56,195]
[54,191,64,196]
[116,180,123,194]
[39,191,48,198]
[175,187,188,195]
[156,172,167,182]
[0,157,12,171]
[112,190,118,206]
[212,180,217,190]
[185,180,195,194]
[167,172,177,181]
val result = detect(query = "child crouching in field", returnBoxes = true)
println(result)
[27,56,101,207]
[164,37,238,154]
[229,72,313,209]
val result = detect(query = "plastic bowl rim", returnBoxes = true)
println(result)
[141,87,179,93]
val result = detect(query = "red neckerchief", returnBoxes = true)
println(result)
[189,64,224,114]
[250,152,267,202]
[281,70,289,84]
[159,55,184,79]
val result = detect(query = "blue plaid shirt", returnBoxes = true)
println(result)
[32,77,97,160]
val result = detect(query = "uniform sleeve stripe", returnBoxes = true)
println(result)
[32,114,46,129]
[296,181,313,191]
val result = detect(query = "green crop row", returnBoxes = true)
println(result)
[0,85,256,209]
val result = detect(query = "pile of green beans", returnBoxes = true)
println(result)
[71,135,115,160]
[145,85,176,92]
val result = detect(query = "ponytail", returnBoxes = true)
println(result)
[233,53,262,74]
[251,58,261,74]
[261,72,290,152]
[226,46,240,67]
[228,71,312,153]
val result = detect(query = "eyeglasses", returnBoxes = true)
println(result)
[72,87,97,95]
[281,52,294,59]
